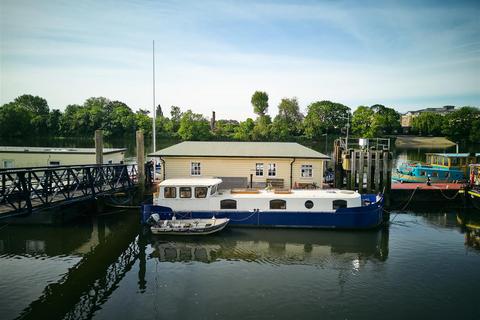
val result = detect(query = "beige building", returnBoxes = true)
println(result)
[0,146,126,169]
[149,141,329,189]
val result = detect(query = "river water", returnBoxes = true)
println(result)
[0,208,479,320]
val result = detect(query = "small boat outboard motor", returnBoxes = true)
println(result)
[147,213,161,225]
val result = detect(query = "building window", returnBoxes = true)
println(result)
[256,163,264,176]
[180,187,192,198]
[2,160,14,168]
[268,163,276,177]
[49,161,60,166]
[220,199,237,209]
[333,200,347,210]
[164,187,176,198]
[270,199,286,210]
[301,165,313,178]
[191,162,201,176]
[195,187,207,198]
[305,200,314,209]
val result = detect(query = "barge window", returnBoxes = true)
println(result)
[164,187,176,198]
[432,172,438,177]
[333,200,347,209]
[180,187,192,198]
[420,171,426,176]
[195,187,207,198]
[256,163,264,176]
[301,165,313,178]
[49,161,60,166]
[305,200,314,209]
[210,184,217,195]
[270,199,286,210]
[191,162,201,176]
[268,163,276,177]
[220,199,237,209]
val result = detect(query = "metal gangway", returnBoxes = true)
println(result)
[0,163,153,218]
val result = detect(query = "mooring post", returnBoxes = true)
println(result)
[350,150,356,190]
[374,151,381,193]
[95,130,104,165]
[136,130,145,195]
[333,140,342,188]
[366,151,372,193]
[383,151,392,206]
[358,151,364,193]
[18,171,32,214]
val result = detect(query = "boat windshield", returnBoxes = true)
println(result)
[210,184,218,195]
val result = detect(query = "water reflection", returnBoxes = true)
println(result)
[150,227,390,266]
[456,212,480,251]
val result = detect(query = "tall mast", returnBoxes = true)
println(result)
[152,40,156,153]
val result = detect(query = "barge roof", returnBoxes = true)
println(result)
[0,146,126,155]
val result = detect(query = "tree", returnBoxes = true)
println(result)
[177,110,212,140]
[0,102,32,137]
[351,106,376,137]
[12,94,50,135]
[214,120,240,139]
[412,112,445,136]
[252,115,272,141]
[442,107,480,143]
[303,100,350,139]
[272,97,303,138]
[251,91,269,117]
[47,109,62,136]
[233,118,255,141]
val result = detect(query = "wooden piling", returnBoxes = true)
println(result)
[95,130,103,165]
[374,151,381,193]
[136,130,145,194]
[351,151,357,190]
[333,140,342,188]
[366,151,372,193]
[358,151,364,193]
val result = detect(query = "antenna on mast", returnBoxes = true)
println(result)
[152,40,156,153]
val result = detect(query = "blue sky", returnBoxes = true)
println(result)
[1,0,479,119]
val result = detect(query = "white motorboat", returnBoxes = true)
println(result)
[148,214,229,235]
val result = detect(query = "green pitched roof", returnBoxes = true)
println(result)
[149,141,329,159]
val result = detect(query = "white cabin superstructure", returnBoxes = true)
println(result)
[155,178,362,213]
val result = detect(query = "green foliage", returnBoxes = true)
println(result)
[304,100,350,139]
[411,112,445,136]
[233,118,255,141]
[252,115,272,141]
[442,107,480,143]
[177,110,212,140]
[352,106,375,137]
[214,120,240,139]
[352,104,400,137]
[0,102,32,137]
[251,91,269,116]
[272,98,303,139]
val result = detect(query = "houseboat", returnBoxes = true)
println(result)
[467,164,480,209]
[141,178,384,229]
[392,152,480,183]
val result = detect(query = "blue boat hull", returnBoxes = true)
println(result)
[142,196,384,230]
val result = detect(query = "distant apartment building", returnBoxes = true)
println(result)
[400,105,455,134]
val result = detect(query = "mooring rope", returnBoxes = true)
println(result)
[436,187,461,201]
[228,211,258,222]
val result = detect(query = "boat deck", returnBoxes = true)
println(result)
[391,182,463,190]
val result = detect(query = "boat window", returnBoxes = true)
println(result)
[270,199,286,210]
[210,184,217,195]
[333,200,347,209]
[220,199,237,209]
[432,172,438,177]
[305,200,314,209]
[420,171,426,176]
[180,187,192,198]
[445,172,450,178]
[195,187,208,198]
[164,187,176,198]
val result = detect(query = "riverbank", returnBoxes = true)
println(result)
[395,136,456,148]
